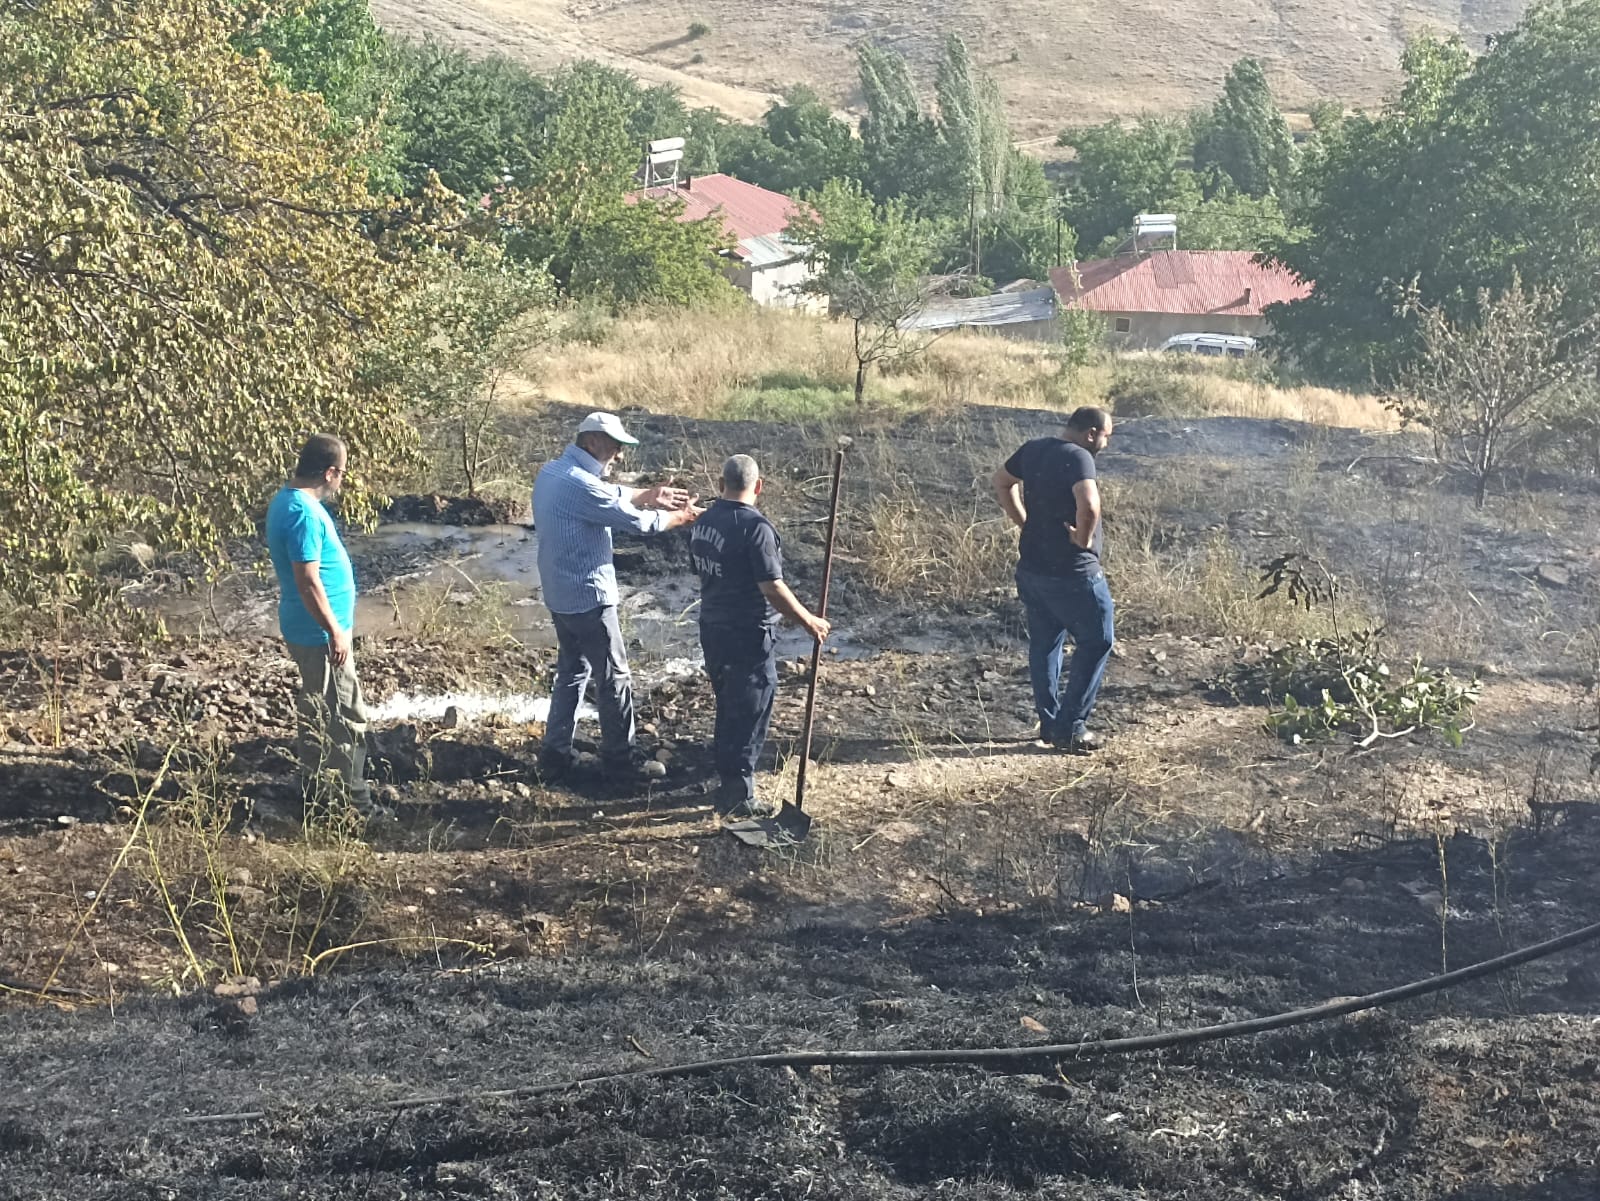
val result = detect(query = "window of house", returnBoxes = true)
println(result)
[1113,317,1132,333]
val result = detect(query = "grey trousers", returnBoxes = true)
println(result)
[545,604,635,763]
[285,640,372,807]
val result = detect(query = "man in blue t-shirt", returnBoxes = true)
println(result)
[993,406,1116,753]
[265,434,375,815]
[692,455,830,818]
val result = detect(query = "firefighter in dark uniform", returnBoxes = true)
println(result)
[692,454,831,818]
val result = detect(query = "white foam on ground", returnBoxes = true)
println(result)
[367,691,595,725]
[368,660,705,726]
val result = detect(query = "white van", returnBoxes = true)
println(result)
[1160,332,1258,358]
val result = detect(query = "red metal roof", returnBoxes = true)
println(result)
[1049,251,1310,317]
[626,173,800,259]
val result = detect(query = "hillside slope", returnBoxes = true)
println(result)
[373,0,1530,135]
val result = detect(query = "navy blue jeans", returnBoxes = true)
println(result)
[700,623,778,809]
[1016,566,1116,742]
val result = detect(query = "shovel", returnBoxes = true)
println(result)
[728,437,850,848]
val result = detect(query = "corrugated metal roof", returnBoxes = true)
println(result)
[736,233,803,268]
[900,286,1058,332]
[1049,251,1310,317]
[626,173,801,258]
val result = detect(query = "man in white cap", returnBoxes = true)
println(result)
[532,412,701,784]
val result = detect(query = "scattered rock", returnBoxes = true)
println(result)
[1537,563,1572,589]
[884,771,910,790]
[1020,1015,1050,1035]
[641,760,667,780]
[857,998,907,1023]
[441,705,464,730]
[653,748,673,765]
[1098,892,1133,915]
[98,656,126,682]
[1341,877,1368,894]
[56,815,79,827]
[213,976,263,999]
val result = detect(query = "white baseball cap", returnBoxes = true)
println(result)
[575,411,639,446]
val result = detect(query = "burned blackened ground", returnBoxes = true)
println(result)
[6,407,1600,1196]
[6,823,1600,1199]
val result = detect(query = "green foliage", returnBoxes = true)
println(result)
[721,372,856,421]
[788,180,943,403]
[234,0,400,190]
[686,20,710,39]
[1058,308,1107,370]
[363,244,557,496]
[1227,630,1479,747]
[721,87,863,196]
[1270,3,1600,386]
[1192,58,1295,198]
[1060,118,1188,247]
[1219,554,1478,745]
[0,0,423,612]
[383,40,552,197]
[1388,277,1600,506]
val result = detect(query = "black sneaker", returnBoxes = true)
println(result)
[537,749,582,782]
[1062,730,1104,754]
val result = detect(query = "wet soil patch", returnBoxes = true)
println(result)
[383,493,528,526]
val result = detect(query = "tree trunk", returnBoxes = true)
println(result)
[854,359,868,407]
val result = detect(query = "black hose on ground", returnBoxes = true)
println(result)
[175,915,1600,1127]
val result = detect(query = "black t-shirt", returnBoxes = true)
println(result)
[1004,437,1101,577]
[692,499,784,628]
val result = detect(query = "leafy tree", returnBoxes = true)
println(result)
[1192,58,1295,198]
[384,40,552,197]
[236,0,385,126]
[787,180,943,405]
[1060,117,1188,247]
[720,87,862,195]
[364,244,557,497]
[936,35,985,205]
[1388,279,1600,508]
[235,0,401,190]
[0,0,426,612]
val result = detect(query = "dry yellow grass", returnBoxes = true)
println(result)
[375,0,1529,138]
[525,305,1396,431]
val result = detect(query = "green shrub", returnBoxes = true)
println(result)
[1105,359,1205,418]
[687,21,710,39]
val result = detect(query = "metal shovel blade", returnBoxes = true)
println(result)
[725,802,812,848]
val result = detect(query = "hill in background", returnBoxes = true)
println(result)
[373,0,1530,135]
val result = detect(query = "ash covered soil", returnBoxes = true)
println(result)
[6,826,1600,1198]
[6,406,1600,1196]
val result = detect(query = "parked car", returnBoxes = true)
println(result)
[1160,332,1258,358]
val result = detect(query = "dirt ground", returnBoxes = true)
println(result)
[5,404,1600,1195]
[372,0,1532,137]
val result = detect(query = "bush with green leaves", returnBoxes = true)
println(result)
[1217,555,1479,747]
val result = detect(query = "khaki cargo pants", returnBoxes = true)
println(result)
[285,640,372,809]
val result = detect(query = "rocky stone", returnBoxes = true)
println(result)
[1537,563,1572,589]
[98,656,126,682]
[213,975,263,999]
[441,705,464,730]
[1020,1015,1050,1035]
[653,748,673,765]
[641,760,668,780]
[857,998,906,1023]
[1099,892,1133,915]
[56,815,79,827]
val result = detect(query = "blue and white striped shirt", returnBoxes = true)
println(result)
[532,444,668,614]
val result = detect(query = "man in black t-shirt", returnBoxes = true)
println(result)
[993,406,1116,752]
[693,455,831,818]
